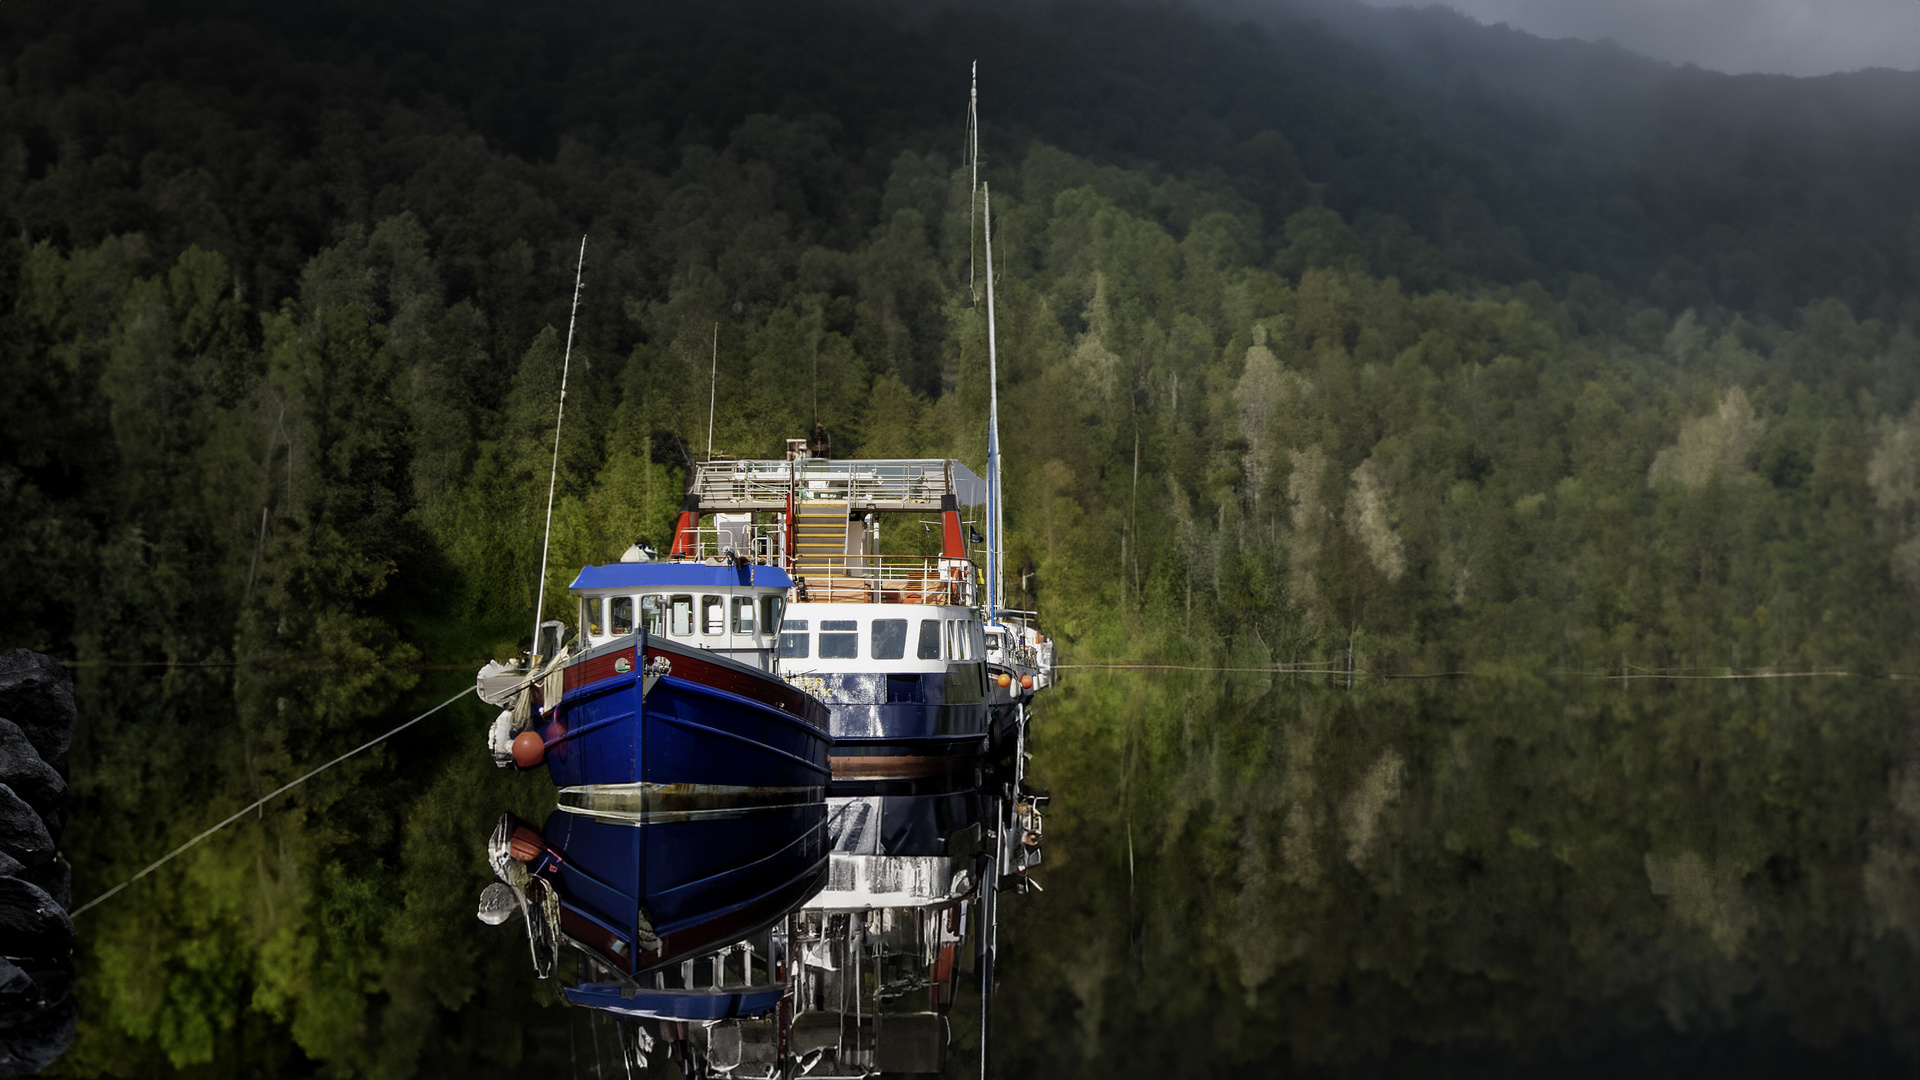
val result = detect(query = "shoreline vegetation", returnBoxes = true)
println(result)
[3,0,1920,1074]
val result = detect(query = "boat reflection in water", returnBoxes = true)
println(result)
[685,753,1045,1077]
[474,449,1052,1076]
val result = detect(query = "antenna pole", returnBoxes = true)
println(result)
[968,62,979,306]
[983,184,1002,625]
[707,322,719,461]
[534,236,587,664]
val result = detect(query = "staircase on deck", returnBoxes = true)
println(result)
[791,502,851,579]
[683,456,987,606]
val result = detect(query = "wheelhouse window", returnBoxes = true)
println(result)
[819,619,859,659]
[669,595,695,636]
[610,596,634,635]
[760,596,783,636]
[583,597,605,638]
[640,595,665,634]
[701,595,725,636]
[970,622,987,660]
[732,597,756,634]
[917,620,941,660]
[871,619,907,660]
[779,619,809,658]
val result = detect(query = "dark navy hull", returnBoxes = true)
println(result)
[562,982,787,1020]
[545,805,828,975]
[542,633,829,790]
[817,665,989,779]
[531,631,833,975]
[826,773,987,858]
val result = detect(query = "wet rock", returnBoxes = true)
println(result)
[0,653,72,773]
[0,956,68,1017]
[0,999,77,1076]
[0,955,76,1076]
[16,967,69,1009]
[0,878,71,965]
[0,722,62,817]
[0,790,50,869]
[0,853,18,880]
[14,861,67,913]
[0,961,28,1003]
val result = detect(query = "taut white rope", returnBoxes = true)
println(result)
[72,685,474,918]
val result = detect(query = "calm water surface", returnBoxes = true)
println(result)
[992,671,1920,1077]
[63,667,1920,1076]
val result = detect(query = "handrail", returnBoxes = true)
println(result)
[688,458,986,509]
[790,556,978,607]
[682,523,786,562]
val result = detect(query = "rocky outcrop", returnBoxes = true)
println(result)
[0,957,75,1077]
[0,654,73,773]
[0,651,74,1077]
[0,724,63,822]
[0,790,52,870]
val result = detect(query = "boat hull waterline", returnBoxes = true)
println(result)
[527,624,833,978]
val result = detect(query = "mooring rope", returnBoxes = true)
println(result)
[1055,663,1344,672]
[70,685,474,918]
[1056,664,1871,680]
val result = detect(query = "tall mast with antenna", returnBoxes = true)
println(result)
[983,184,1003,625]
[968,62,979,305]
[533,236,588,663]
[706,322,719,461]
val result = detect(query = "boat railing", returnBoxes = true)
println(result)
[689,457,987,510]
[794,461,947,508]
[791,556,977,607]
[688,460,797,508]
[682,522,787,562]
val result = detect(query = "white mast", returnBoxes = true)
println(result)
[983,184,1003,625]
[533,236,587,662]
[968,62,979,306]
[706,321,718,460]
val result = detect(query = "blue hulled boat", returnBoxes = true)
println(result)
[477,559,832,992]
[675,454,996,781]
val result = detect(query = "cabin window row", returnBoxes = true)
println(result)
[778,617,984,661]
[582,594,783,641]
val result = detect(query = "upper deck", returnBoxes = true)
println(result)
[688,457,985,512]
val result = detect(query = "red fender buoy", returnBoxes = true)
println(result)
[509,826,546,863]
[512,730,546,768]
[1019,674,1034,689]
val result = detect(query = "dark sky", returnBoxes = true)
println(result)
[1362,0,1920,75]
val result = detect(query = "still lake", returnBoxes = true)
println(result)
[994,670,1919,1077]
[62,666,1920,1076]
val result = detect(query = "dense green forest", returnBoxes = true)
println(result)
[5,0,1920,1073]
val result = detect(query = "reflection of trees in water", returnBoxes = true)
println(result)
[64,664,572,1076]
[995,673,1920,1076]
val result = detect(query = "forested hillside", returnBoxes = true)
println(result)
[1217,0,1920,318]
[6,0,1920,1073]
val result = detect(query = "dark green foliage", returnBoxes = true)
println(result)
[3,0,1920,1074]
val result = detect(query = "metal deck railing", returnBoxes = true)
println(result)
[689,458,986,511]
[681,523,788,563]
[790,556,978,607]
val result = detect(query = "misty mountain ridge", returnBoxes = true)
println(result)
[10,0,1920,320]
[858,0,1920,318]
